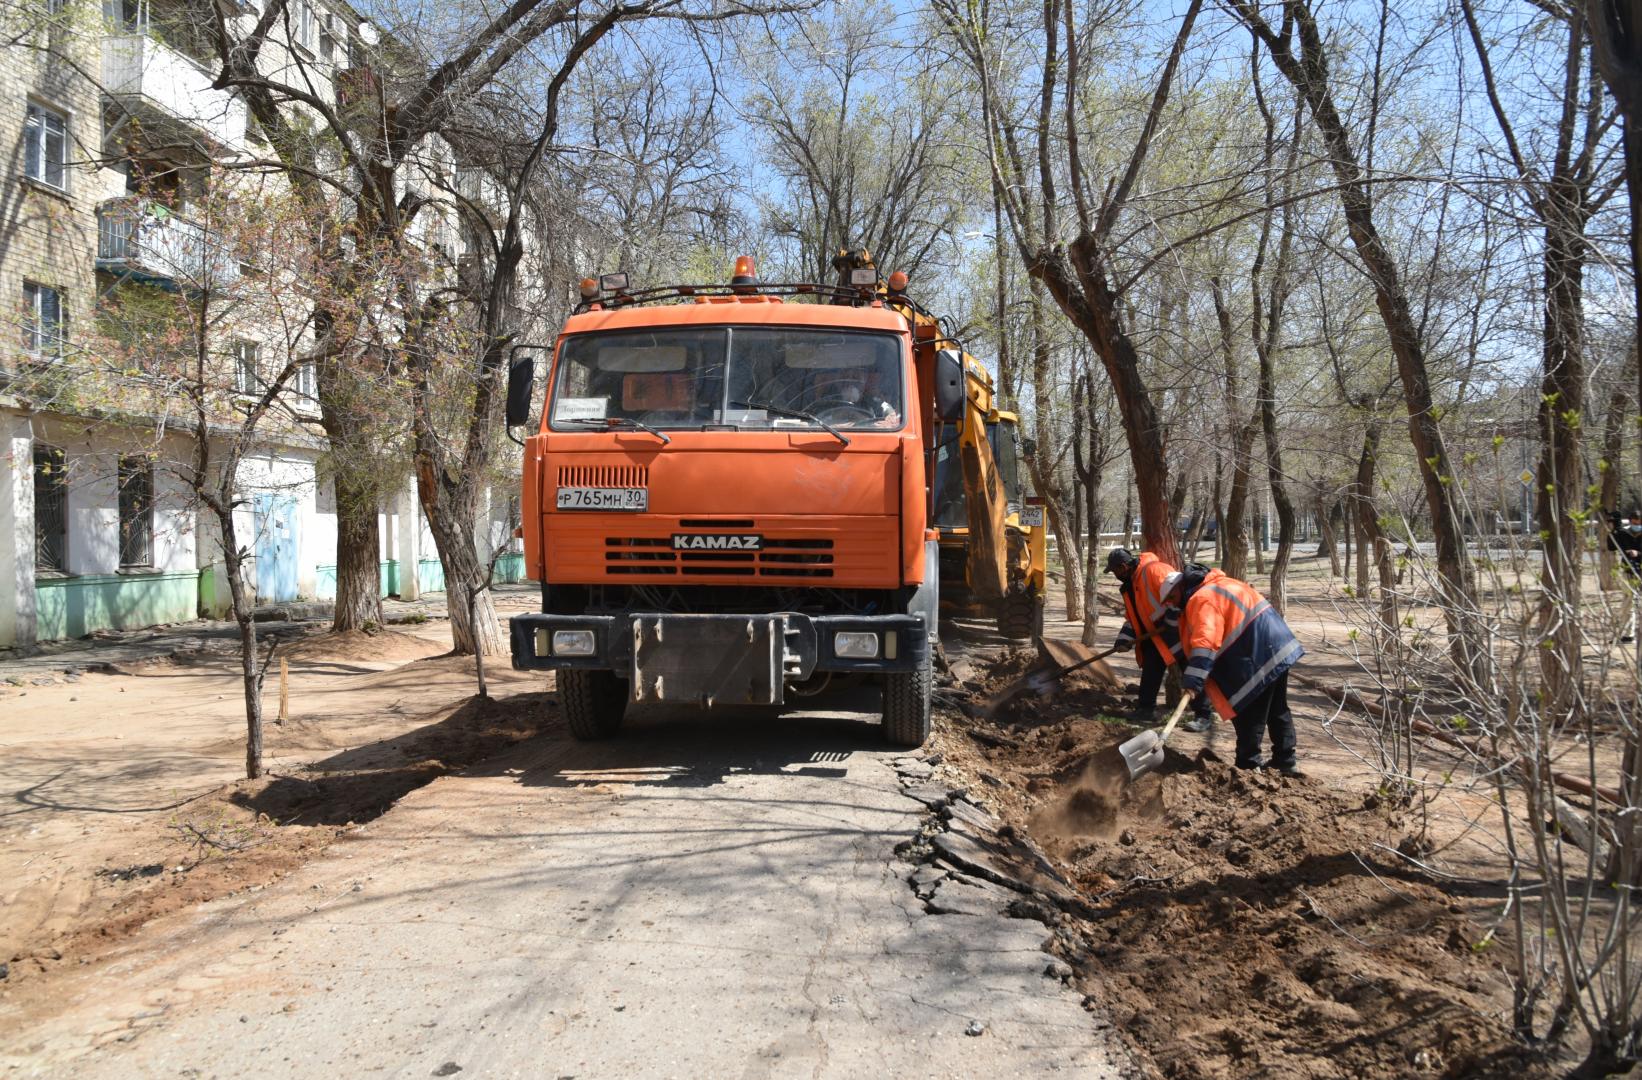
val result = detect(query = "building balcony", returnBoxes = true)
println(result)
[101,34,247,149]
[333,67,382,130]
[97,198,240,288]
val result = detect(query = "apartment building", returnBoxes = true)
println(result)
[0,0,519,648]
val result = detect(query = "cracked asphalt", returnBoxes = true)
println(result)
[5,689,1135,1078]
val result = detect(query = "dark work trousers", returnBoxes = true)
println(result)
[1136,645,1214,721]
[1136,648,1166,711]
[1231,671,1297,770]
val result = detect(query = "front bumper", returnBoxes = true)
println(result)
[510,611,928,702]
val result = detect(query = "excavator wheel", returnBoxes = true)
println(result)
[882,652,932,747]
[997,590,1045,642]
[559,668,627,740]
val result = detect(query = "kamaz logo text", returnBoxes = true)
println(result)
[671,533,763,551]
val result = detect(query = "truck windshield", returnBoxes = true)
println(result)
[549,327,905,432]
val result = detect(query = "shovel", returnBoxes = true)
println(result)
[970,630,1158,720]
[1118,694,1193,781]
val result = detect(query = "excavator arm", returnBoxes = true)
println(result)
[830,249,1015,605]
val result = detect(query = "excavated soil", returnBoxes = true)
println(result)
[933,689,1543,1079]
[276,628,445,664]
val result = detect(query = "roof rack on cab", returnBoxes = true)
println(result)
[573,255,918,316]
[569,255,971,359]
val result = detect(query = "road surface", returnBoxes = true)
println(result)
[4,688,1136,1078]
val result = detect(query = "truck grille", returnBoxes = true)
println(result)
[605,537,835,578]
[557,464,649,488]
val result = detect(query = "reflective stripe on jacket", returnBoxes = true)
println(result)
[1178,570,1303,720]
[1118,551,1182,666]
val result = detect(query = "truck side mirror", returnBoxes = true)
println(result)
[935,349,964,421]
[505,351,536,428]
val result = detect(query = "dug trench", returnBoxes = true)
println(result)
[902,647,1549,1079]
[3,662,555,993]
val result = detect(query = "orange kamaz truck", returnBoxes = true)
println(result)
[505,258,982,747]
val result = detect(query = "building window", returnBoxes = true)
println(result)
[318,12,339,64]
[23,102,68,190]
[233,340,259,395]
[22,281,64,359]
[294,1,315,53]
[34,446,66,572]
[118,455,154,568]
[103,0,144,30]
[296,360,317,400]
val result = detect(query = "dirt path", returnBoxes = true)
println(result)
[2,694,1137,1078]
[0,607,544,985]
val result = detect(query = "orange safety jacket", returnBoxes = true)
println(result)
[1114,551,1182,667]
[1176,569,1303,720]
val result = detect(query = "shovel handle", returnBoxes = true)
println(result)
[1051,627,1163,679]
[1155,695,1193,744]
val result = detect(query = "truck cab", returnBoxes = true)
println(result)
[507,266,940,746]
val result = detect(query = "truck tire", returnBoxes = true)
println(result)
[559,668,626,740]
[998,590,1044,641]
[882,653,932,747]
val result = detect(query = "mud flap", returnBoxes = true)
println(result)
[630,615,798,707]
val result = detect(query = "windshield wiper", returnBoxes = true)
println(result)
[559,416,672,444]
[733,400,851,446]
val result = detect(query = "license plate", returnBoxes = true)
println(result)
[556,487,647,511]
[1019,505,1045,527]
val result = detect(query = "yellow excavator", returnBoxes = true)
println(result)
[833,250,1047,640]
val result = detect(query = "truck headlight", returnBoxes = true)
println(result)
[552,629,596,657]
[834,631,879,659]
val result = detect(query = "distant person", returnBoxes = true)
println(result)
[1105,548,1215,733]
[1610,511,1642,643]
[1164,566,1304,776]
[811,367,899,426]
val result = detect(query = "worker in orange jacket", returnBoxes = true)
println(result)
[1105,548,1214,732]
[1164,565,1304,776]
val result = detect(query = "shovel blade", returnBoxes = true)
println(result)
[1118,729,1165,780]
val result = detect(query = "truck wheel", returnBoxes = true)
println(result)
[882,653,932,748]
[998,590,1044,641]
[559,668,627,740]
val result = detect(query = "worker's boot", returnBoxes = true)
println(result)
[1180,699,1214,734]
[1126,705,1157,726]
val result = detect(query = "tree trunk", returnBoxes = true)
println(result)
[1211,276,1259,578]
[332,492,383,628]
[1342,498,1353,583]
[1253,490,1267,574]
[1352,417,1399,631]
[1536,193,1588,708]
[1032,246,1178,567]
[1042,486,1084,624]
[1597,353,1634,591]
[417,464,506,656]
[1316,496,1341,576]
[1236,0,1477,649]
[1082,480,1103,647]
[1026,282,1083,622]
[1259,369,1294,610]
[213,504,264,780]
[1072,363,1106,645]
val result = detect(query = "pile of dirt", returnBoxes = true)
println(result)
[933,704,1538,1079]
[962,644,1131,729]
[278,628,443,664]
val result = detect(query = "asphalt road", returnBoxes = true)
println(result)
[6,688,1135,1078]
